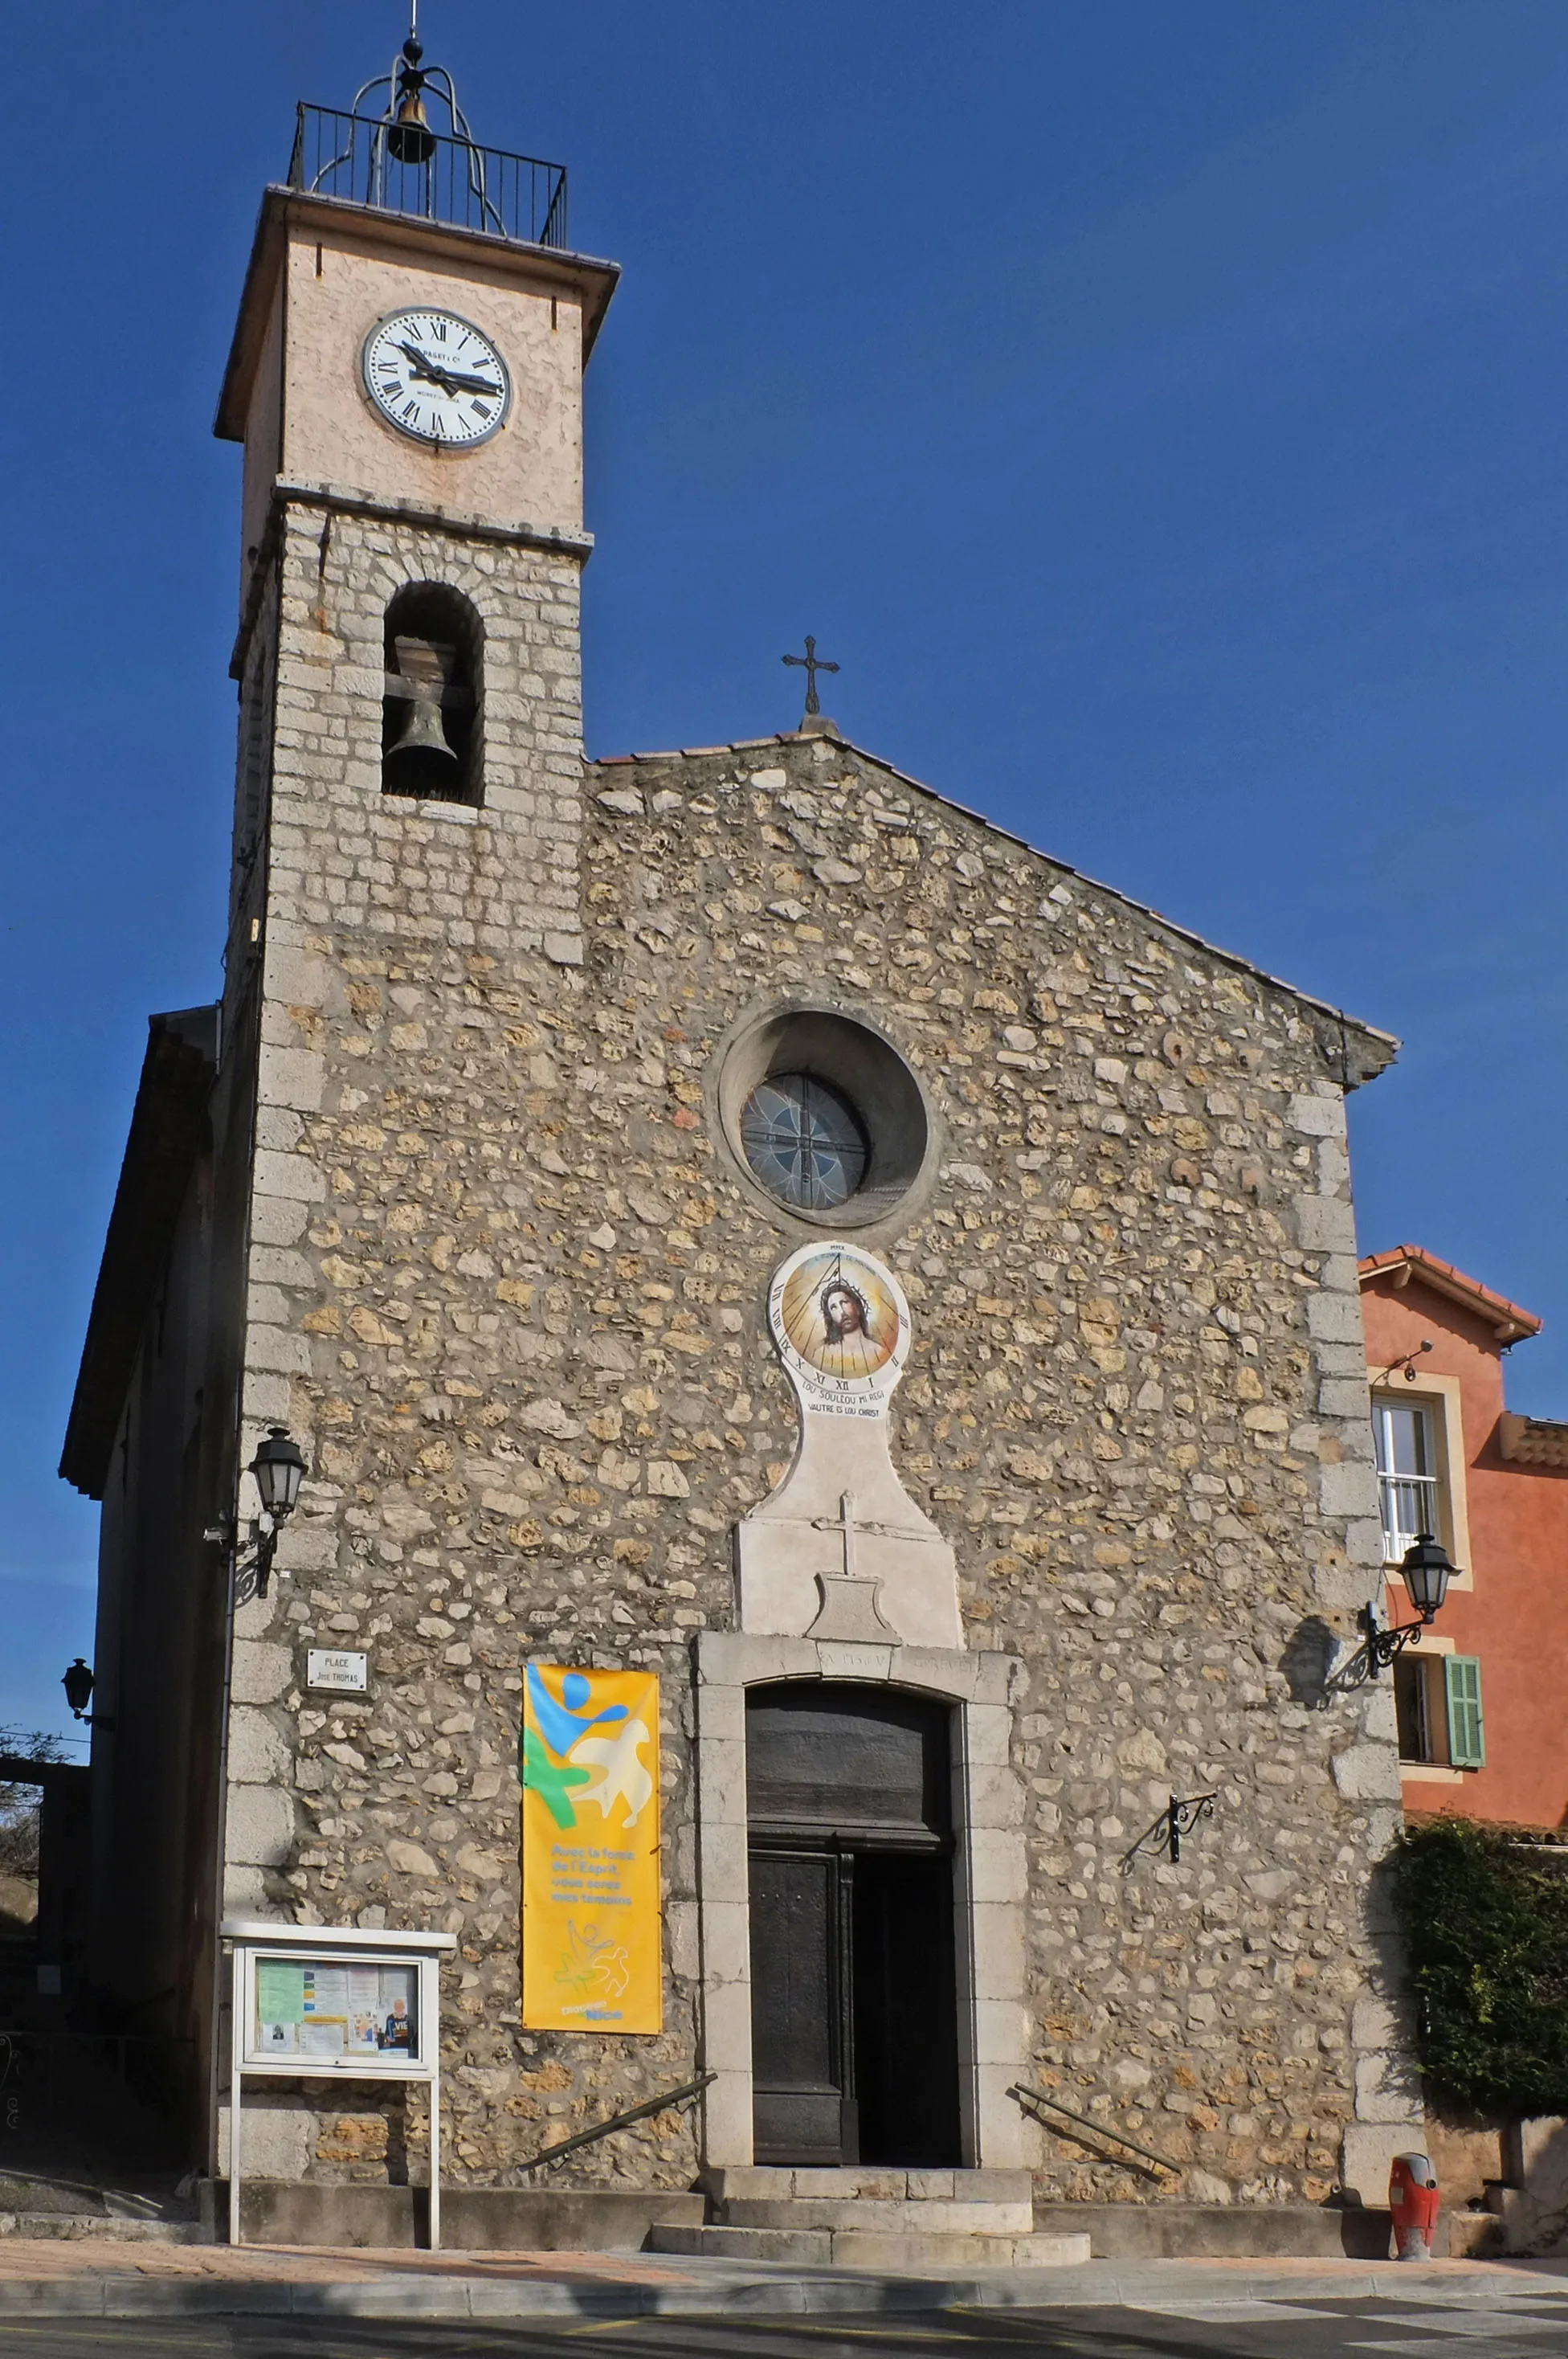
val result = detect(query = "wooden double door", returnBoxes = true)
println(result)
[746,1684,961,2169]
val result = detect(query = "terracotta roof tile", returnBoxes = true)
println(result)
[1358,1244,1541,1343]
[1498,1412,1568,1469]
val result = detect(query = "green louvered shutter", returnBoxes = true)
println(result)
[1444,1656,1486,1768]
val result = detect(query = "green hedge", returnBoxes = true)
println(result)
[1394,1820,1568,2116]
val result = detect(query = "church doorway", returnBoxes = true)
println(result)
[745,1682,961,2168]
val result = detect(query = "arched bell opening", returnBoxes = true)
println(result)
[381,583,483,804]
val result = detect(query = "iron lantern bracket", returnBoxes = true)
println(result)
[1359,1604,1431,1672]
[204,1511,287,1604]
[1321,1605,1435,1699]
[1121,1789,1220,1873]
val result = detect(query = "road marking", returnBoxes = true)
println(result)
[1125,2300,1342,2320]
[1348,2343,1568,2359]
[1362,2315,1568,2338]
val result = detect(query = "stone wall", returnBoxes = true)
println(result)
[227,703,1416,2198]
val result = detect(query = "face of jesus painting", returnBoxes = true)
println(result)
[775,1249,903,1384]
[821,1284,868,1343]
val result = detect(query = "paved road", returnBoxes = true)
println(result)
[4,2288,1568,2359]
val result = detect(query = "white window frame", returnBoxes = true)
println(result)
[1374,1396,1443,1560]
[1368,1375,1473,1592]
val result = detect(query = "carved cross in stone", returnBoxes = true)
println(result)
[810,1492,933,1552]
[782,635,839,719]
[806,1490,898,1643]
[811,1490,860,1578]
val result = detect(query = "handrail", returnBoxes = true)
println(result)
[522,2071,715,2171]
[1008,2083,1182,2181]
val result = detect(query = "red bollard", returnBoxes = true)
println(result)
[1389,2152,1440,2260]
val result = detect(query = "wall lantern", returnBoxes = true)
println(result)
[206,1426,309,1603]
[251,1426,307,1524]
[1358,1532,1456,1676]
[61,1657,114,1729]
[247,1426,307,1598]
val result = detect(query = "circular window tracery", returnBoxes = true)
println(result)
[713,1003,936,1233]
[740,1073,869,1211]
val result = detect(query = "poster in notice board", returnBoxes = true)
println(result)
[250,1957,419,2063]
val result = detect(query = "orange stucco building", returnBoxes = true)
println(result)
[1360,1245,1568,1832]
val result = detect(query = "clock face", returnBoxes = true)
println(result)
[361,309,512,448]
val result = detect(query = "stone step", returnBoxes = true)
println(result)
[0,2213,205,2243]
[700,2167,1033,2204]
[1031,2201,1401,2263]
[721,2197,1035,2235]
[1449,2212,1506,2259]
[647,2223,1090,2270]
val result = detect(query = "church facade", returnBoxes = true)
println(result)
[62,68,1425,2238]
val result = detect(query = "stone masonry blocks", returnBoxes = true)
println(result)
[225,713,1409,2204]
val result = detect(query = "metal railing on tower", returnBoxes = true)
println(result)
[286,22,569,251]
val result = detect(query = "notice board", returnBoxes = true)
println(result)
[248,1954,421,2066]
[521,1663,662,2032]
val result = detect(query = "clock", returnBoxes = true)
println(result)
[361,309,512,448]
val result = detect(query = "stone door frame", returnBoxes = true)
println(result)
[692,1632,1033,2169]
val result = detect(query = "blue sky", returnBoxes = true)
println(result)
[4,2,1566,1747]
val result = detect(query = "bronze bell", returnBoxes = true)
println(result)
[384,636,461,798]
[387,39,438,166]
[387,88,437,166]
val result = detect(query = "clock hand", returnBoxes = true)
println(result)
[397,341,459,391]
[396,345,501,402]
[438,369,504,399]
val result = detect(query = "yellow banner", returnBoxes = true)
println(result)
[521,1664,663,2033]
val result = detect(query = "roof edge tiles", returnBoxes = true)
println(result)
[586,734,1398,1085]
[1497,1412,1568,1470]
[1358,1244,1542,1345]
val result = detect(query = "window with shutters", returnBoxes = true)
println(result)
[1444,1655,1486,1768]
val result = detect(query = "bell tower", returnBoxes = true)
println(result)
[215,33,617,960]
[209,44,618,1932]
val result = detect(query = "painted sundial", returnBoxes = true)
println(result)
[741,1239,960,1648]
[768,1242,910,1416]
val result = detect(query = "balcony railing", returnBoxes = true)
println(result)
[287,104,569,250]
[1378,1470,1442,1562]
